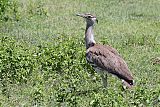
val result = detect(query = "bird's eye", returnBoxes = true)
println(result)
[87,16,92,18]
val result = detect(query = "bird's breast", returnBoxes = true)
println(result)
[86,51,105,74]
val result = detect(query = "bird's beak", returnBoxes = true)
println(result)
[76,13,85,18]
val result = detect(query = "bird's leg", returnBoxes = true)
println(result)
[101,74,108,88]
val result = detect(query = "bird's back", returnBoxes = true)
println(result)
[86,44,133,85]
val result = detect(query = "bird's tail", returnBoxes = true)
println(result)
[122,79,134,89]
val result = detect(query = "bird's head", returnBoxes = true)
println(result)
[76,13,98,26]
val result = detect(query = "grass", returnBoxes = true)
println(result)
[0,0,160,106]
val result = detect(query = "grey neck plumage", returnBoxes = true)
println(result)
[85,23,96,49]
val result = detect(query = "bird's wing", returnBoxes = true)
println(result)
[102,45,121,57]
[86,44,133,82]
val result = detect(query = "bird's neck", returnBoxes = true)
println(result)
[85,24,96,49]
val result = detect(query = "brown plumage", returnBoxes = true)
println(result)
[76,13,134,88]
[86,44,133,85]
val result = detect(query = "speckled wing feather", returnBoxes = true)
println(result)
[86,44,133,85]
[99,44,121,57]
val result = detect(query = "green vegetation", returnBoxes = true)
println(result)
[0,0,160,106]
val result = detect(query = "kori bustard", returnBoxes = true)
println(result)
[76,13,134,88]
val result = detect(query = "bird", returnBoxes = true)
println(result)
[76,13,134,88]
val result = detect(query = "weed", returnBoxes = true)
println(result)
[0,0,160,106]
